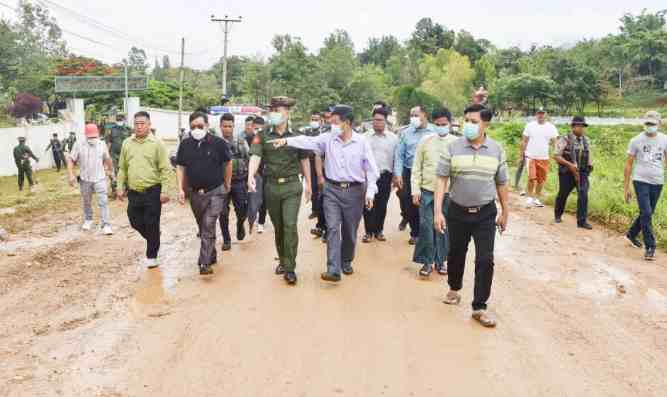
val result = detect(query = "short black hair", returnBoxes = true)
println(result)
[372,107,388,119]
[134,111,150,120]
[413,104,426,114]
[53,133,58,136]
[463,104,494,122]
[221,113,235,123]
[189,111,208,124]
[245,115,255,123]
[311,111,321,117]
[432,107,452,122]
[254,116,265,125]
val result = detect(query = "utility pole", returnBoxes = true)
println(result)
[123,60,129,114]
[211,14,242,100]
[178,37,185,137]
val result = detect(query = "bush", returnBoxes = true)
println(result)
[7,93,43,119]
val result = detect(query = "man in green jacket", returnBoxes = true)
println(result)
[116,111,171,269]
[411,108,458,278]
[13,137,39,191]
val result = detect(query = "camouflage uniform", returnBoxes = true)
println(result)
[220,135,250,244]
[106,124,131,194]
[13,140,39,191]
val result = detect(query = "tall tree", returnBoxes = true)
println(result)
[419,49,475,115]
[409,18,455,56]
[359,35,402,68]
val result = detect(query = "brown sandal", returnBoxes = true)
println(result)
[443,291,461,305]
[472,310,497,328]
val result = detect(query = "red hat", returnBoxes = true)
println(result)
[84,124,99,138]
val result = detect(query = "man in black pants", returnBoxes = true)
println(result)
[434,104,509,328]
[116,111,171,269]
[363,105,398,242]
[554,116,593,230]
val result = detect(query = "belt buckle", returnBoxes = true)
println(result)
[340,182,350,189]
[277,177,286,184]
[197,188,205,195]
[467,207,479,214]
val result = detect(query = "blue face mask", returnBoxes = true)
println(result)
[434,125,450,136]
[463,123,481,141]
[646,125,658,135]
[269,112,285,126]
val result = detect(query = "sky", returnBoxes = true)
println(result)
[2,0,666,69]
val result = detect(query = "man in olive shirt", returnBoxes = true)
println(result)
[13,136,39,191]
[247,96,311,285]
[116,111,171,269]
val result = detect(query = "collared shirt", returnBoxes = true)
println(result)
[556,133,593,168]
[394,123,436,174]
[365,129,398,174]
[436,136,509,207]
[286,131,380,200]
[116,134,170,192]
[176,134,231,191]
[69,140,110,183]
[412,133,458,193]
[249,128,309,179]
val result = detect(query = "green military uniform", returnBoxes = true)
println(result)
[106,123,131,194]
[250,127,308,272]
[63,133,77,153]
[13,139,39,191]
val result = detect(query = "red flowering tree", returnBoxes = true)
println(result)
[8,93,43,119]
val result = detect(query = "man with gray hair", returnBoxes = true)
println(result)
[624,111,667,261]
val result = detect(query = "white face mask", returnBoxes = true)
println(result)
[191,128,206,140]
[410,116,421,128]
[330,124,342,135]
[310,121,320,129]
[87,138,98,145]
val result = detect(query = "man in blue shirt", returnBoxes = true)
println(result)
[393,105,435,244]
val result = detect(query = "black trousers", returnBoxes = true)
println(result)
[310,157,321,215]
[447,201,497,311]
[52,150,63,171]
[363,171,392,235]
[220,179,248,242]
[127,185,162,259]
[400,167,420,238]
[554,172,589,225]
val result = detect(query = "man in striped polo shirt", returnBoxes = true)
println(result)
[434,103,509,328]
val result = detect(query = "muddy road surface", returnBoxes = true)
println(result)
[1,195,666,396]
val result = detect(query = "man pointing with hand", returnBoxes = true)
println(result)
[271,104,379,283]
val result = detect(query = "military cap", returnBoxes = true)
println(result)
[18,136,26,141]
[332,104,354,121]
[269,96,296,108]
[571,116,588,127]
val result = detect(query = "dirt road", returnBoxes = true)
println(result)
[1,194,666,396]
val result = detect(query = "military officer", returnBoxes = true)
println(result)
[247,96,312,285]
[13,136,39,191]
[45,133,64,171]
[106,114,131,197]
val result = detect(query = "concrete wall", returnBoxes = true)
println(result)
[0,122,75,176]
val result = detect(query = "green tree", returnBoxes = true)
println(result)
[409,18,455,55]
[392,85,442,124]
[359,35,402,68]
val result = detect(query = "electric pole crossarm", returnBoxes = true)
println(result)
[211,15,243,100]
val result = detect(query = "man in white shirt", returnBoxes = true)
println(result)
[66,124,114,235]
[520,108,558,207]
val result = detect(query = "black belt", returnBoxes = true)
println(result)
[326,178,363,189]
[192,183,224,195]
[267,175,299,184]
[450,200,494,214]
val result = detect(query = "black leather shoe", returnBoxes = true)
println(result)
[342,262,354,275]
[199,264,214,275]
[222,241,232,251]
[310,228,323,237]
[399,219,408,231]
[626,233,642,249]
[419,264,433,277]
[321,272,341,282]
[284,271,297,285]
[408,237,417,245]
[275,264,286,275]
[362,234,373,243]
[555,217,562,224]
[578,223,593,230]
[375,233,386,242]
[237,224,246,241]
[645,248,656,261]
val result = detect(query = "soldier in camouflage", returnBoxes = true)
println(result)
[13,137,39,191]
[219,112,250,250]
[106,114,131,196]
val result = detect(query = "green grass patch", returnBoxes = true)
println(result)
[489,122,667,249]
